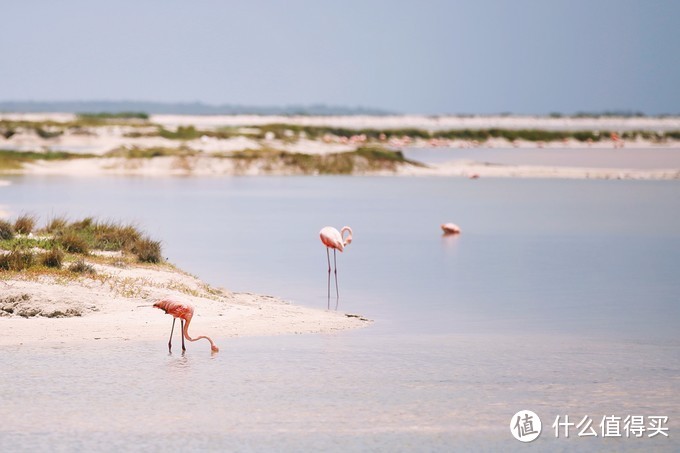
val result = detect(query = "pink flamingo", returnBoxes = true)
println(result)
[153,299,219,353]
[441,223,461,235]
[319,226,353,310]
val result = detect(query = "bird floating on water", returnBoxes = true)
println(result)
[154,299,219,353]
[319,226,353,310]
[441,223,461,235]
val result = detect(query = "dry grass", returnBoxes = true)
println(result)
[40,248,64,269]
[0,250,35,271]
[1,215,165,277]
[44,216,69,233]
[68,259,96,275]
[0,220,14,240]
[14,214,37,234]
[132,237,162,263]
[59,231,90,254]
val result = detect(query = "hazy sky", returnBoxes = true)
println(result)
[1,0,678,114]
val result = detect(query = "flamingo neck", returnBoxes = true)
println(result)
[341,226,353,246]
[183,316,219,352]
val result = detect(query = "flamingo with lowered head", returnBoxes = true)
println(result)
[319,226,353,310]
[441,223,461,235]
[154,299,219,353]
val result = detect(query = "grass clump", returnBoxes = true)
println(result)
[44,216,69,233]
[132,237,162,263]
[0,220,14,240]
[40,248,64,269]
[14,214,37,234]
[92,222,142,251]
[1,215,166,275]
[58,231,90,254]
[69,259,96,275]
[0,250,34,271]
[159,126,202,140]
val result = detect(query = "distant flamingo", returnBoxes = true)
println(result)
[319,226,353,310]
[441,223,461,235]
[153,299,219,353]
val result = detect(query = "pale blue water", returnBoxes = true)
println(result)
[404,146,680,169]
[1,175,679,451]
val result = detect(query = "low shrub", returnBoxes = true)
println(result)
[69,259,96,275]
[41,248,64,268]
[59,231,89,254]
[44,216,69,233]
[14,214,37,234]
[0,250,34,271]
[0,220,14,240]
[132,237,162,263]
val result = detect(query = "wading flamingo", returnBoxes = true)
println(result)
[319,226,353,310]
[153,299,219,353]
[441,223,461,235]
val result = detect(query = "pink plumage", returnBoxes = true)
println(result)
[319,226,353,310]
[441,223,461,235]
[319,226,353,252]
[154,299,219,352]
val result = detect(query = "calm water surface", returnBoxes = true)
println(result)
[1,175,679,451]
[405,146,680,169]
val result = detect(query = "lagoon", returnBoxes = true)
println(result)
[1,175,679,451]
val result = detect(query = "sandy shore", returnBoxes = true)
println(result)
[4,155,677,180]
[3,112,680,131]
[0,260,370,347]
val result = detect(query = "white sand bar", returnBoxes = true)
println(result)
[0,261,370,347]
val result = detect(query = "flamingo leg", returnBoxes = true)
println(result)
[334,249,339,309]
[168,317,176,352]
[326,247,331,310]
[181,319,186,352]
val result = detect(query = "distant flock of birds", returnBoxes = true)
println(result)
[155,222,461,353]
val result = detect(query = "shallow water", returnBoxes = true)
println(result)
[404,146,680,169]
[1,175,679,451]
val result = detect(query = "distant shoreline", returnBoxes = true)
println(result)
[1,113,679,180]
[2,112,680,131]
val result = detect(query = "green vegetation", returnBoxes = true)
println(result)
[250,123,680,144]
[0,117,154,141]
[68,259,96,275]
[40,248,64,268]
[0,220,14,240]
[14,214,37,234]
[2,116,679,150]
[105,146,198,159]
[131,238,162,263]
[77,112,149,121]
[102,145,420,174]
[0,215,165,275]
[226,146,421,174]
[157,125,240,140]
[0,149,96,171]
[0,250,35,271]
[59,230,90,254]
